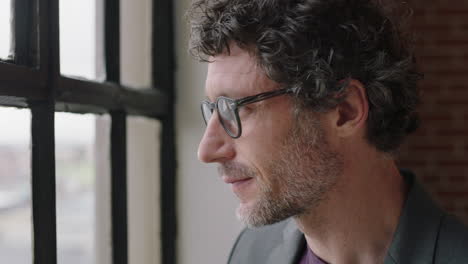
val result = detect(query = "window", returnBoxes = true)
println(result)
[55,113,96,264]
[0,0,12,59]
[0,108,32,264]
[0,0,176,264]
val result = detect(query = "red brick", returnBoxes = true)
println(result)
[447,85,468,91]
[412,8,427,16]
[446,207,456,213]
[436,130,468,137]
[437,191,468,198]
[437,160,468,167]
[421,21,468,28]
[422,175,441,183]
[401,0,468,223]
[442,203,456,213]
[398,160,427,167]
[410,145,454,152]
[449,176,468,183]
[435,40,468,47]
[435,99,468,106]
[417,169,467,179]
[420,113,452,121]
[413,24,454,31]
[419,55,453,62]
[436,9,468,15]
[420,84,442,91]
[426,70,468,77]
[424,91,468,102]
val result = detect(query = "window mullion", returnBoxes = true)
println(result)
[55,76,168,117]
[105,0,120,83]
[111,111,128,264]
[104,0,128,263]
[38,0,48,75]
[31,101,57,264]
[153,1,176,264]
[0,63,46,100]
[13,0,38,66]
[0,0,45,99]
[39,0,60,92]
[30,1,60,264]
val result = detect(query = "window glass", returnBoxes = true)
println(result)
[55,113,96,264]
[121,0,160,262]
[127,116,161,264]
[0,107,32,264]
[94,115,111,264]
[59,0,105,81]
[0,0,12,59]
[120,0,152,88]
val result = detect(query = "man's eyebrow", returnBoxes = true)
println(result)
[205,92,233,101]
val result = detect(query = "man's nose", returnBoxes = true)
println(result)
[198,112,235,163]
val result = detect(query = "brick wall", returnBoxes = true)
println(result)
[398,0,468,224]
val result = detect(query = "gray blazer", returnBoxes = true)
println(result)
[228,173,468,264]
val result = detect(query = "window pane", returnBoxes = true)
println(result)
[0,107,32,264]
[56,113,96,264]
[120,0,152,88]
[95,115,111,264]
[59,0,105,80]
[127,116,161,264]
[0,0,12,59]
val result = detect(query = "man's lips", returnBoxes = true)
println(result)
[222,176,253,184]
[223,176,254,195]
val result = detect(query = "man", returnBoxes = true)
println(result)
[189,0,468,263]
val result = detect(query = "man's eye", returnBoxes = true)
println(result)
[239,106,253,117]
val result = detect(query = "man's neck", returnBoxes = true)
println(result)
[294,155,407,264]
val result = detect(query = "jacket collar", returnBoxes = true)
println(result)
[384,171,444,264]
[266,219,306,264]
[265,170,444,264]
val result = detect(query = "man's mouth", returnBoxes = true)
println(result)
[222,176,253,184]
[223,176,254,194]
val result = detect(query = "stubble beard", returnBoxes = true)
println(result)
[233,116,344,228]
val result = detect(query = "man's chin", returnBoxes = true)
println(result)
[236,200,252,219]
[235,200,280,228]
[236,201,258,227]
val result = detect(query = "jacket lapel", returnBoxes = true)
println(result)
[267,219,306,264]
[384,173,444,264]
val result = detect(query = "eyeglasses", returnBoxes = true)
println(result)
[201,87,296,138]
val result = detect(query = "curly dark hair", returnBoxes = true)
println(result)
[188,0,422,153]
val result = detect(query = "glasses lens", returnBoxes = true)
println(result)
[201,102,213,125]
[218,98,239,137]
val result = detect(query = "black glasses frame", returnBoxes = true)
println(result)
[201,87,297,138]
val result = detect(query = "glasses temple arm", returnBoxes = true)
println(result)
[236,87,297,107]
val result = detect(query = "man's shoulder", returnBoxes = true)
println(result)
[434,215,468,263]
[228,219,304,264]
[388,170,468,263]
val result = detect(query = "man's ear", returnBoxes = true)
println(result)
[333,79,369,138]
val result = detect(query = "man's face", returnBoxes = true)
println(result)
[198,45,343,227]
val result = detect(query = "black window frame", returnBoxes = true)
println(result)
[0,0,176,263]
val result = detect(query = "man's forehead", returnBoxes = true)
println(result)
[204,43,282,99]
